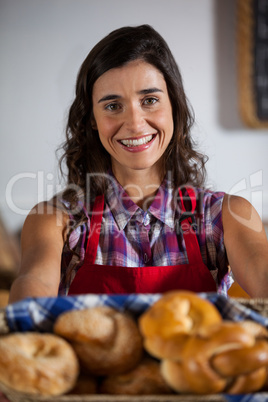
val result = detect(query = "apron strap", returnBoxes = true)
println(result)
[178,186,197,214]
[178,187,203,265]
[85,195,104,265]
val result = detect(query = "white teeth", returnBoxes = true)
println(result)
[121,135,153,147]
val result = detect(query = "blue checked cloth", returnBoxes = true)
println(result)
[5,292,268,332]
[3,293,268,402]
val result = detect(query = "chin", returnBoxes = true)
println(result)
[129,163,156,171]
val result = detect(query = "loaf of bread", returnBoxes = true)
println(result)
[0,332,79,396]
[54,305,144,376]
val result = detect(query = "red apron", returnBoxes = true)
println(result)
[68,188,217,295]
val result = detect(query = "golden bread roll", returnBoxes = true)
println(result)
[0,333,79,396]
[99,357,173,395]
[161,320,268,395]
[139,290,222,360]
[260,368,268,391]
[54,306,144,376]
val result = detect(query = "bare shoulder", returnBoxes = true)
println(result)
[222,194,264,235]
[21,200,69,249]
[19,200,70,282]
[223,193,255,214]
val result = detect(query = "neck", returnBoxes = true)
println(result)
[112,165,164,210]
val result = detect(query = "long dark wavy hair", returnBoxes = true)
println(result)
[59,24,207,211]
[56,24,209,283]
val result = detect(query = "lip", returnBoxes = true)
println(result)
[118,134,157,153]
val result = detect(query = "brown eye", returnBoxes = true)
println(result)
[143,97,158,105]
[105,102,120,111]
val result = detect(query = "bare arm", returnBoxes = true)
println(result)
[8,202,68,304]
[222,194,268,298]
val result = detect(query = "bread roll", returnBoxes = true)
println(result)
[100,357,173,395]
[139,290,222,360]
[69,373,98,395]
[161,321,268,395]
[0,333,79,395]
[54,306,144,376]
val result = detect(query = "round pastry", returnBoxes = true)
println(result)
[161,320,268,395]
[54,306,144,376]
[139,291,222,360]
[0,332,79,396]
[100,357,173,395]
[69,373,98,395]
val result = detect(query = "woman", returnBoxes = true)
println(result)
[9,25,268,302]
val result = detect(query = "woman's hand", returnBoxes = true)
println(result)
[222,194,268,298]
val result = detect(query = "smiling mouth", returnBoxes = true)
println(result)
[120,134,154,147]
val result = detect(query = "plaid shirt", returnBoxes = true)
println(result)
[59,175,231,295]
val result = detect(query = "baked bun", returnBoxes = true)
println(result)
[139,291,222,360]
[69,373,98,395]
[54,306,143,376]
[161,320,268,395]
[0,333,79,396]
[99,357,173,395]
[0,290,9,308]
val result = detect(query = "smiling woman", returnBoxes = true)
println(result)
[8,24,268,303]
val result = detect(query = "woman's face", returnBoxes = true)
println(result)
[91,60,174,181]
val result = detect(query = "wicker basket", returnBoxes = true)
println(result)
[0,298,268,402]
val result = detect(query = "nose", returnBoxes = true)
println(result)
[124,103,145,134]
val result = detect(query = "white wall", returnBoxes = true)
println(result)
[1,0,268,232]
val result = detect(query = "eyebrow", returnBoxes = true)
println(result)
[97,87,163,103]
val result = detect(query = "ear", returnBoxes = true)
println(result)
[91,116,97,130]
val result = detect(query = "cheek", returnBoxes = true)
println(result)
[157,109,174,137]
[95,118,118,140]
